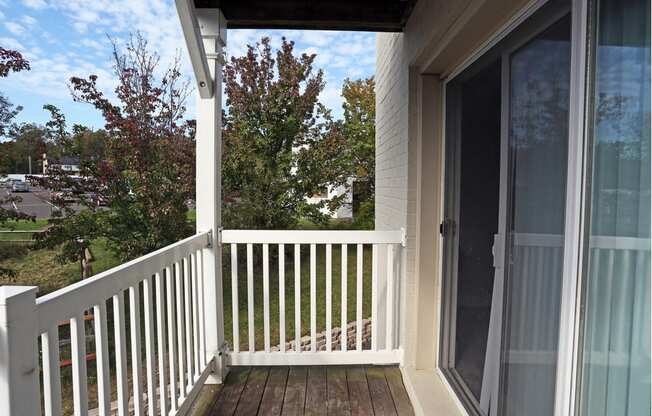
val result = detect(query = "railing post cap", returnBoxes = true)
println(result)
[0,286,38,305]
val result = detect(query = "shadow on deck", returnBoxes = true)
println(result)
[190,366,414,416]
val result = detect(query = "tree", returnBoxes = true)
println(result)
[222,37,348,229]
[334,77,376,228]
[0,47,32,278]
[0,47,29,138]
[34,34,195,271]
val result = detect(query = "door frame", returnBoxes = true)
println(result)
[438,1,590,415]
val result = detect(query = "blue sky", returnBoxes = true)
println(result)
[0,0,376,130]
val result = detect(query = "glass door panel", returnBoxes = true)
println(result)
[580,0,651,414]
[499,15,571,416]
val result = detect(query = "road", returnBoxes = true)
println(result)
[1,185,83,219]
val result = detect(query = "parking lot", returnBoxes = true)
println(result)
[1,184,83,219]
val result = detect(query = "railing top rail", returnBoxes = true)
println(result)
[221,229,404,245]
[35,231,210,333]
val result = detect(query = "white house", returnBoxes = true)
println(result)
[42,154,81,175]
[305,179,354,219]
[0,0,648,415]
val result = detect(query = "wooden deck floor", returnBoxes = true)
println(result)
[191,366,414,416]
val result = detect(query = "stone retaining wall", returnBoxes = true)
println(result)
[272,318,372,352]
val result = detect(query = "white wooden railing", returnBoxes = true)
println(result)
[0,228,405,415]
[0,231,213,416]
[221,229,405,366]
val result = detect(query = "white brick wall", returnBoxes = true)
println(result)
[374,0,478,369]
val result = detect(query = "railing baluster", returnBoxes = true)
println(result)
[247,243,255,352]
[165,266,178,411]
[70,314,88,416]
[155,272,169,415]
[263,243,271,352]
[341,244,348,352]
[197,250,206,368]
[184,257,193,389]
[326,244,332,352]
[371,244,379,351]
[142,276,157,416]
[42,325,62,416]
[294,244,301,352]
[93,303,110,416]
[279,243,286,352]
[231,244,239,353]
[175,262,186,399]
[129,285,144,416]
[112,293,128,416]
[356,244,363,351]
[191,253,201,378]
[310,243,317,352]
[386,244,395,350]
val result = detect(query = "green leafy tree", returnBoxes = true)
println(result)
[34,34,195,272]
[334,77,376,228]
[222,37,348,229]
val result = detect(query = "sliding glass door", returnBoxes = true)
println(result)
[441,4,572,415]
[441,0,650,414]
[579,0,651,414]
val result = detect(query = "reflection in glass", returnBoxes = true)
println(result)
[580,0,651,414]
[501,15,571,416]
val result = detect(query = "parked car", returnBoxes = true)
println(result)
[11,181,29,192]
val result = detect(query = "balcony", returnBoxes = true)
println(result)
[0,229,410,415]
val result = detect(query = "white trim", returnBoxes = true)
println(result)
[221,229,403,244]
[554,0,590,414]
[228,350,402,366]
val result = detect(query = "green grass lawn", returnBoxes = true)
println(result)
[0,218,49,231]
[0,238,122,295]
[0,231,35,241]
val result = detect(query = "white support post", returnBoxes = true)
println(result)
[0,286,40,415]
[193,8,227,384]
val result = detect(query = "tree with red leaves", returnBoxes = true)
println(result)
[34,34,195,268]
[0,46,33,278]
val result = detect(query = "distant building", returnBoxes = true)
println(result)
[42,153,81,175]
[306,179,353,219]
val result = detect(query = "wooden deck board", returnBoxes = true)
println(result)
[346,367,374,416]
[327,367,351,415]
[384,368,413,416]
[234,367,270,416]
[210,367,251,416]
[197,365,411,416]
[305,367,327,416]
[259,367,290,416]
[282,367,308,416]
[365,367,397,416]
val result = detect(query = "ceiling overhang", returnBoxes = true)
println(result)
[193,0,416,32]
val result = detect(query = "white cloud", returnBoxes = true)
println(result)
[0,11,5,20]
[80,38,105,51]
[0,37,25,50]
[4,22,25,36]
[21,15,38,26]
[21,0,48,10]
